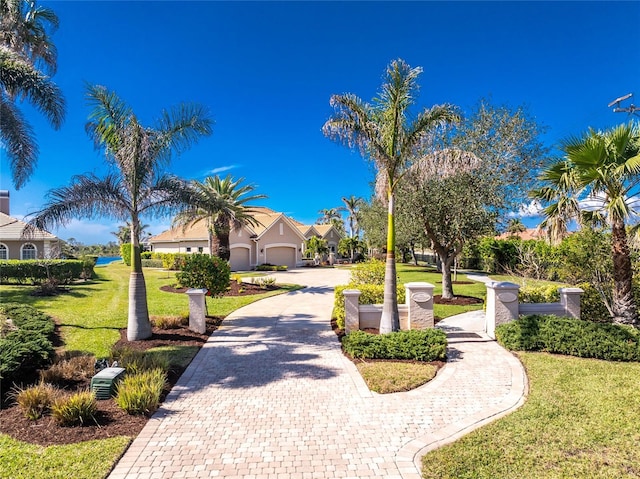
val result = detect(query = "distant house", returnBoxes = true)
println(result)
[0,190,60,260]
[495,228,544,241]
[149,207,344,271]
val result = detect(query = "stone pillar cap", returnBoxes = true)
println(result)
[186,288,208,295]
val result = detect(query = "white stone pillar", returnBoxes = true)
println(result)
[560,287,584,319]
[485,282,520,339]
[405,282,435,329]
[186,288,208,334]
[343,289,361,334]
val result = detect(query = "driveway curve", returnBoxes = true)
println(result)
[109,268,527,479]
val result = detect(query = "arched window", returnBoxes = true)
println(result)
[0,243,7,260]
[21,243,37,260]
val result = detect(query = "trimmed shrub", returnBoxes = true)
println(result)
[349,259,386,286]
[577,282,613,323]
[176,254,230,296]
[162,253,188,271]
[51,391,98,426]
[120,243,132,266]
[496,314,640,361]
[250,277,276,289]
[140,251,153,259]
[0,303,55,381]
[341,329,447,361]
[255,264,287,271]
[115,368,167,415]
[519,284,560,303]
[141,259,164,268]
[0,259,86,284]
[333,284,406,330]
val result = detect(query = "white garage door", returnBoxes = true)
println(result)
[266,247,296,268]
[230,248,250,271]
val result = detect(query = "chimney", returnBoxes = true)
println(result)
[0,190,8,215]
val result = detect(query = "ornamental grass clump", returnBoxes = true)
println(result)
[51,391,98,426]
[150,314,187,329]
[342,329,447,362]
[115,368,166,415]
[109,345,170,375]
[13,382,61,420]
[40,354,95,384]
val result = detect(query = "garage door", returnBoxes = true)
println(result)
[230,247,250,271]
[266,247,296,268]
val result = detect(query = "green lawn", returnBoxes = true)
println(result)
[0,262,301,479]
[396,263,487,318]
[422,352,640,479]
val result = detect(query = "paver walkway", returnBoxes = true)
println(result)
[108,269,527,479]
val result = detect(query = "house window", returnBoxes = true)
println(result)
[21,243,36,260]
[279,223,284,235]
[198,247,203,253]
[0,244,7,260]
[186,247,192,253]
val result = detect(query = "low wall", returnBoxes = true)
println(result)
[343,282,434,334]
[485,282,583,339]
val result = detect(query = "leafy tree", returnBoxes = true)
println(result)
[532,122,640,325]
[28,84,212,340]
[0,0,65,188]
[173,175,266,261]
[338,236,363,262]
[400,101,547,298]
[323,58,459,333]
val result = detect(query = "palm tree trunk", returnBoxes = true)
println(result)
[611,218,638,325]
[127,215,152,340]
[379,192,400,334]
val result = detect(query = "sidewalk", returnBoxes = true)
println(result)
[108,269,526,479]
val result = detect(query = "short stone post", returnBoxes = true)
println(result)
[485,282,520,340]
[405,282,435,329]
[343,289,361,334]
[560,287,584,319]
[186,288,208,334]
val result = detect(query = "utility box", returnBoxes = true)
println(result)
[90,367,126,399]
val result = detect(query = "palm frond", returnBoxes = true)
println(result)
[0,95,37,188]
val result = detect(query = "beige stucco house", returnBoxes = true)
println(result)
[149,207,344,271]
[0,190,60,260]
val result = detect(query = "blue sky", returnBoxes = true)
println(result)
[1,1,639,245]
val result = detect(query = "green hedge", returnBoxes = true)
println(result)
[176,254,231,297]
[496,314,640,362]
[255,264,287,271]
[0,259,87,284]
[0,303,55,381]
[518,284,560,303]
[341,329,447,361]
[142,259,164,268]
[334,284,406,330]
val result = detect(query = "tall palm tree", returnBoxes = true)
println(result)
[323,58,460,333]
[532,122,640,325]
[506,218,527,235]
[27,84,213,340]
[341,195,362,238]
[173,175,266,261]
[317,207,342,225]
[0,0,65,189]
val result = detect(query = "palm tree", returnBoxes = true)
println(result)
[0,0,65,189]
[341,195,362,238]
[27,84,213,340]
[323,58,460,333]
[173,175,266,261]
[111,222,149,245]
[317,207,342,225]
[532,122,640,325]
[506,218,527,235]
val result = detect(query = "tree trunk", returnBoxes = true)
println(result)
[440,254,455,299]
[379,192,400,334]
[213,220,231,261]
[611,218,638,325]
[127,215,152,340]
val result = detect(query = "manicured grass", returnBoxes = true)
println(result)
[396,264,486,318]
[490,274,568,288]
[0,262,301,358]
[421,352,640,479]
[356,361,438,393]
[0,434,131,479]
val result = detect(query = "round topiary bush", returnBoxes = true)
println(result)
[176,254,231,297]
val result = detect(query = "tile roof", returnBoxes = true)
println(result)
[0,212,58,240]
